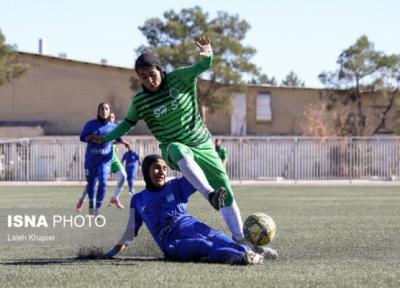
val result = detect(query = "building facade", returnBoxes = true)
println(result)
[1,52,379,137]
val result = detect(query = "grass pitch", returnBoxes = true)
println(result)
[0,185,399,288]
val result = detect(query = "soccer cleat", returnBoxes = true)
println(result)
[243,250,264,265]
[76,198,84,213]
[94,208,101,216]
[208,187,227,211]
[234,236,278,260]
[88,207,94,215]
[104,244,127,258]
[110,198,124,209]
[253,246,279,260]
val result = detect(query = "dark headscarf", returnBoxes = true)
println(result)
[141,154,163,192]
[135,52,162,72]
[97,102,110,124]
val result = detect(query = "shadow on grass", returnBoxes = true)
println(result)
[0,256,163,266]
[0,257,240,266]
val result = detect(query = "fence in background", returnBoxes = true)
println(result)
[1,136,400,181]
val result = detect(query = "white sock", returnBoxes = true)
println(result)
[177,156,214,199]
[112,170,126,200]
[220,200,245,240]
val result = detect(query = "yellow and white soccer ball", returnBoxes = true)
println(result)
[243,212,277,246]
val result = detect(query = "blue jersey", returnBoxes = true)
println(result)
[122,151,140,173]
[130,177,197,253]
[80,119,121,170]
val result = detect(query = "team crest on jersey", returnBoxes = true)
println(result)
[169,88,180,99]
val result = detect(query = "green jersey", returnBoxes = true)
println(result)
[104,55,213,146]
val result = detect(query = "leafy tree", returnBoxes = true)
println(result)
[0,29,29,86]
[249,73,277,86]
[136,6,260,117]
[303,102,364,136]
[281,71,305,87]
[309,35,400,136]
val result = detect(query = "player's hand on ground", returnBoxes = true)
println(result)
[86,135,105,144]
[195,35,212,56]
[104,244,127,258]
[208,187,227,211]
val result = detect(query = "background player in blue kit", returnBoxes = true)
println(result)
[76,112,129,212]
[105,154,264,265]
[122,147,140,195]
[80,103,127,215]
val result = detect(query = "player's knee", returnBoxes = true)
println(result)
[98,179,107,189]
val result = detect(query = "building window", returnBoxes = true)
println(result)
[256,92,272,121]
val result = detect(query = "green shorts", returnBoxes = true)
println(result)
[160,139,235,206]
[110,154,124,174]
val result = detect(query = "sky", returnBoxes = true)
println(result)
[1,0,399,88]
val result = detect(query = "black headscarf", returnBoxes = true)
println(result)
[135,52,162,72]
[141,154,163,192]
[96,102,110,124]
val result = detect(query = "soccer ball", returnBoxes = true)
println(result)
[243,212,277,246]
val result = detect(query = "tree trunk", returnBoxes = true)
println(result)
[355,76,366,135]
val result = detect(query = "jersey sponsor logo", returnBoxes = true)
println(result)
[171,99,178,111]
[90,147,111,155]
[154,104,168,118]
[158,214,184,239]
[153,99,179,118]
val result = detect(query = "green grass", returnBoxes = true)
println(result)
[0,185,399,288]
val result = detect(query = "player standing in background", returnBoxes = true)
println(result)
[76,112,129,212]
[122,146,140,195]
[215,138,228,168]
[79,103,129,215]
[105,154,264,265]
[87,35,277,257]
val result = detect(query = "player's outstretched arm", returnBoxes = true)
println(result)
[195,35,212,57]
[86,135,105,144]
[117,138,132,150]
[173,35,213,81]
[105,203,141,258]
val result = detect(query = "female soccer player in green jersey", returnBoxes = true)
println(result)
[87,36,277,257]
